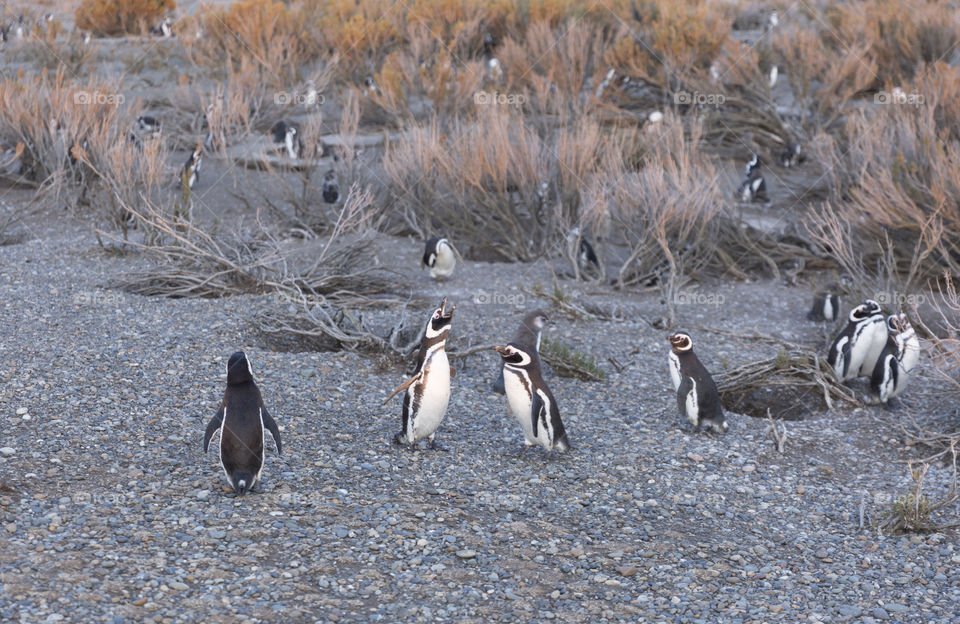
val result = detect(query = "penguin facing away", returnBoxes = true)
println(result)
[871,313,920,404]
[422,236,456,280]
[807,289,840,322]
[493,343,570,454]
[384,298,456,449]
[667,332,728,433]
[491,309,551,394]
[321,168,340,204]
[827,299,887,381]
[203,352,282,496]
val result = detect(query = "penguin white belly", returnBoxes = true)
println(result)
[668,353,682,391]
[855,320,887,377]
[411,351,450,441]
[430,247,456,279]
[900,334,920,372]
[683,378,699,427]
[503,371,538,445]
[823,297,834,321]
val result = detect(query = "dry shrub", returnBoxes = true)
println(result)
[75,0,175,36]
[604,0,730,92]
[806,65,960,287]
[383,104,631,261]
[823,0,960,87]
[192,0,310,84]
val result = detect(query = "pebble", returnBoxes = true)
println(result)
[0,448,14,457]
[455,550,477,559]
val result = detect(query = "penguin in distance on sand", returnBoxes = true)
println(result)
[807,289,840,322]
[384,298,456,450]
[491,309,551,395]
[667,332,728,433]
[203,352,282,496]
[871,313,920,405]
[827,299,887,381]
[422,236,456,280]
[493,343,570,455]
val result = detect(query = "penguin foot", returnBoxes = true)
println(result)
[883,398,906,411]
[428,439,448,452]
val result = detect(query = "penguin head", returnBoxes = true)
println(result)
[523,309,551,333]
[492,343,533,366]
[233,472,253,496]
[667,332,693,353]
[425,297,455,338]
[888,313,910,333]
[851,299,881,321]
[422,236,445,267]
[226,351,254,385]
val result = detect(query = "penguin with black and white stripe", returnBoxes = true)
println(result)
[827,299,887,381]
[491,309,550,394]
[871,313,920,404]
[567,227,600,276]
[667,332,728,433]
[423,236,456,280]
[136,115,162,138]
[493,343,570,454]
[385,298,456,450]
[203,351,282,496]
[737,154,767,202]
[779,142,802,168]
[807,288,840,322]
[181,143,202,189]
[271,120,301,159]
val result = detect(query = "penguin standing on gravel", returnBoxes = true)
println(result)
[384,298,456,450]
[203,351,282,496]
[321,168,340,204]
[271,120,301,159]
[737,154,767,202]
[807,288,840,322]
[871,313,920,404]
[181,142,202,189]
[827,299,886,381]
[667,332,728,433]
[491,309,550,395]
[493,343,570,454]
[422,236,456,280]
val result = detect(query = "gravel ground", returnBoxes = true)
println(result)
[1,217,959,624]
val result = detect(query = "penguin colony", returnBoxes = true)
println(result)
[201,236,920,493]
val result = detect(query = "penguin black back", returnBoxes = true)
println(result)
[203,351,282,496]
[667,332,727,433]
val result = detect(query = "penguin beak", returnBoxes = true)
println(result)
[492,345,508,356]
[440,297,455,318]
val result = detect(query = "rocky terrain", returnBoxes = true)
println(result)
[1,209,958,623]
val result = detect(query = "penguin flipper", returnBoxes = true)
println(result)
[383,371,422,406]
[676,377,694,418]
[261,406,282,455]
[203,405,224,453]
[530,392,546,439]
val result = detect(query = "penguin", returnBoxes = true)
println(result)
[150,16,173,38]
[493,343,570,454]
[303,79,319,109]
[667,332,728,433]
[567,227,600,274]
[181,143,202,189]
[827,299,887,381]
[483,33,502,81]
[363,76,378,97]
[422,236,456,280]
[491,309,551,395]
[136,115,162,138]
[807,289,840,322]
[779,142,801,168]
[737,155,767,202]
[384,298,456,449]
[322,168,340,204]
[768,65,779,89]
[871,313,920,404]
[203,351,282,496]
[271,120,301,159]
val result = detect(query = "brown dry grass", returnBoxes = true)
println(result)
[75,0,175,36]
